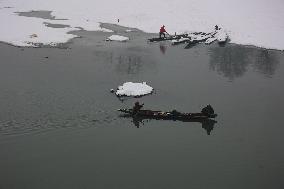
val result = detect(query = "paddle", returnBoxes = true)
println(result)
[166,32,171,37]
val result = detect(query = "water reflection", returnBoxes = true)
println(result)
[116,55,142,74]
[121,115,217,135]
[184,41,199,49]
[253,50,279,76]
[94,50,157,75]
[159,44,167,54]
[209,45,279,80]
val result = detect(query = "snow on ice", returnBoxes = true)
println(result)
[115,82,153,97]
[216,29,228,43]
[171,28,228,45]
[107,35,129,42]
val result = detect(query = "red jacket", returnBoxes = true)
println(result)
[160,26,166,33]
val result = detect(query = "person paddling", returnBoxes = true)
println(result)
[159,25,167,38]
[132,101,144,115]
[201,104,214,116]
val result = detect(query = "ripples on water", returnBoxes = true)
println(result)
[0,110,124,136]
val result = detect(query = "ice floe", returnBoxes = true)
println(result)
[106,35,129,42]
[115,82,153,97]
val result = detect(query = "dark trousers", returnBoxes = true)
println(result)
[159,32,166,38]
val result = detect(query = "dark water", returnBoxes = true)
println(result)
[16,10,67,20]
[0,28,284,189]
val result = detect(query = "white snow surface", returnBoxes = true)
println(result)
[107,35,129,41]
[171,37,189,43]
[171,29,227,45]
[116,82,153,97]
[1,0,284,49]
[205,37,217,45]
[216,29,228,42]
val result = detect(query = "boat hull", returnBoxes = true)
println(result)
[118,108,218,134]
[118,109,217,120]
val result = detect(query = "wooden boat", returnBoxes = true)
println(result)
[148,34,188,42]
[118,108,218,135]
[118,108,217,120]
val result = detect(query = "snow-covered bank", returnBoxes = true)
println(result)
[0,8,78,47]
[1,0,284,50]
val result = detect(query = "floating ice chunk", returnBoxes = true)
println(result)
[107,35,129,42]
[116,82,153,97]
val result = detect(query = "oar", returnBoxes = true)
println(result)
[165,32,173,38]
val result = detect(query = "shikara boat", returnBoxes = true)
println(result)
[118,108,218,135]
[118,108,217,120]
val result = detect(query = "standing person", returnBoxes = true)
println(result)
[159,25,167,38]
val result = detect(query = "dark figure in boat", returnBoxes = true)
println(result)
[201,104,215,116]
[132,101,144,115]
[159,25,167,38]
[171,109,181,116]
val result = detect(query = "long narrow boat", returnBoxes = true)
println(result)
[148,34,188,42]
[118,108,218,134]
[118,108,217,120]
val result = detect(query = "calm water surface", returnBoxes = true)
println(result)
[0,29,283,189]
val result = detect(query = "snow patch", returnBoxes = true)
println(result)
[205,37,216,44]
[171,37,189,43]
[107,35,129,42]
[171,29,228,46]
[0,8,78,47]
[116,82,153,97]
[216,29,228,42]
[97,27,113,32]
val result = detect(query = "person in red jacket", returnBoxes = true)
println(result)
[159,25,167,38]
